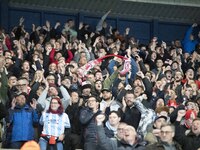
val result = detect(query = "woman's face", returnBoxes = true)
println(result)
[50,99,60,111]
[156,98,164,108]
[95,81,102,91]
[118,82,124,90]
[109,112,121,126]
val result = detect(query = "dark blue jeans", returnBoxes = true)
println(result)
[10,141,26,149]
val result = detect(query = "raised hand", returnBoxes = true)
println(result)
[96,114,105,125]
[30,98,37,109]
[11,98,16,110]
[192,23,198,28]
[177,109,186,121]
[19,17,25,25]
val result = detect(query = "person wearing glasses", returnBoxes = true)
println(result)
[39,96,71,150]
[146,123,182,150]
[96,113,146,150]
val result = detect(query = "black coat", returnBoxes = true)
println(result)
[122,106,141,130]
[0,102,8,120]
[174,121,200,150]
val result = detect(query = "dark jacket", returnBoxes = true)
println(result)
[0,102,8,120]
[174,121,200,150]
[79,107,101,143]
[123,106,141,130]
[145,141,182,150]
[66,103,82,135]
[97,125,146,150]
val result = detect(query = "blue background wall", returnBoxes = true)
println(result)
[0,0,191,45]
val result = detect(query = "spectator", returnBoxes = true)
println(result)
[37,75,70,111]
[39,96,70,150]
[96,113,146,150]
[100,87,122,116]
[146,123,182,150]
[122,90,141,130]
[7,92,39,149]
[79,95,101,150]
[104,110,121,138]
[174,109,200,150]
[145,116,168,144]
[65,90,83,150]
[182,23,200,54]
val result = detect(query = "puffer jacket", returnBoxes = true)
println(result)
[8,104,39,142]
[79,107,101,143]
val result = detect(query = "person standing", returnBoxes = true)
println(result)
[39,96,71,150]
[146,123,182,150]
[7,92,39,149]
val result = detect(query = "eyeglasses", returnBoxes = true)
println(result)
[117,128,124,131]
[47,78,55,80]
[125,97,134,99]
[160,130,173,135]
[51,102,59,104]
[17,84,26,86]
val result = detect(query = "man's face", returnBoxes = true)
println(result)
[17,79,28,93]
[8,76,17,87]
[61,78,71,88]
[186,102,196,110]
[123,126,137,144]
[154,118,166,129]
[5,58,13,67]
[133,86,143,97]
[125,93,135,107]
[156,59,163,68]
[165,71,172,80]
[192,120,200,136]
[174,71,183,81]
[82,88,91,96]
[71,92,79,104]
[117,124,127,140]
[16,95,26,107]
[87,97,98,110]
[102,91,112,101]
[46,75,55,84]
[160,126,174,144]
[48,87,58,96]
[186,69,194,79]
[22,62,30,72]
[49,63,57,73]
[95,72,103,81]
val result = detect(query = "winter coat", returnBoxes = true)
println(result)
[97,125,146,150]
[8,104,39,142]
[174,121,200,150]
[145,141,182,150]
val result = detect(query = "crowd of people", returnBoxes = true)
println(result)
[0,10,200,150]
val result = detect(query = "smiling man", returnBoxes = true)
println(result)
[146,123,182,150]
[175,117,200,150]
[96,113,146,150]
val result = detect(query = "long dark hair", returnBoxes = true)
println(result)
[47,96,64,115]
